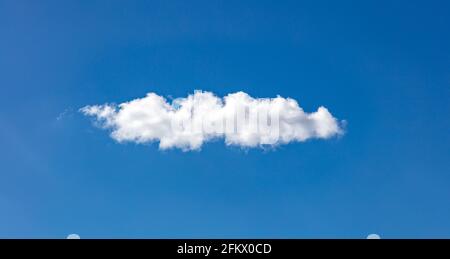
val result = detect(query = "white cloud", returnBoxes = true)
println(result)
[81,91,343,151]
[66,233,81,239]
[367,234,381,239]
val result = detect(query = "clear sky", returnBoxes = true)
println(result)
[0,0,449,238]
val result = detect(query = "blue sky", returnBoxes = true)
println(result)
[0,0,449,238]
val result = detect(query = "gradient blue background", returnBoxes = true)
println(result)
[1,0,449,238]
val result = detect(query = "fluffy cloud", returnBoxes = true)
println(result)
[81,91,343,151]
